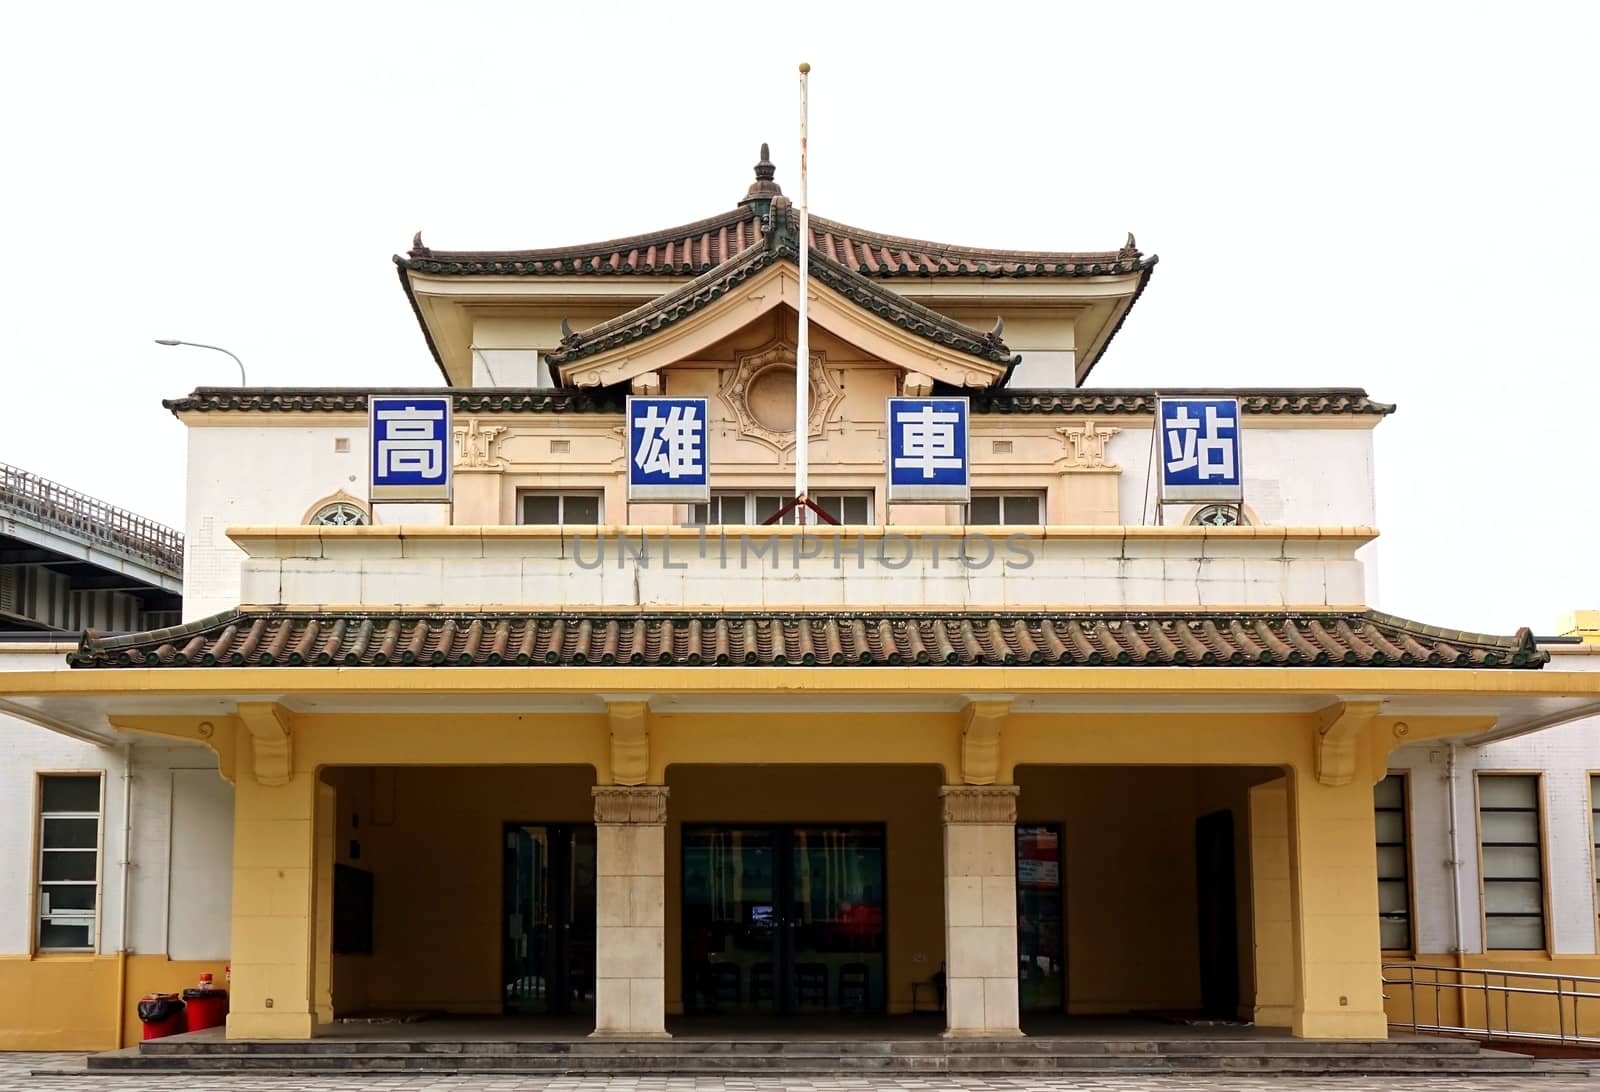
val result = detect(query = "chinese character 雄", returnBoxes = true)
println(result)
[376,404,445,479]
[1165,404,1236,481]
[894,404,962,479]
[635,404,704,479]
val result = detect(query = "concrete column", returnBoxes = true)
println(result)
[226,753,318,1039]
[941,785,1022,1038]
[592,786,670,1039]
[1249,777,1293,1028]
[311,780,336,1025]
[1287,766,1387,1038]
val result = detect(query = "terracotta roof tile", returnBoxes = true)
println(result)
[544,232,1019,370]
[397,210,1150,282]
[70,609,1546,670]
[163,387,1391,417]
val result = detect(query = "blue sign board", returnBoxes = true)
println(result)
[1158,397,1242,502]
[369,395,452,502]
[627,396,710,503]
[886,396,970,503]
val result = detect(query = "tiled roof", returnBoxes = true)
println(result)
[399,212,1151,280]
[967,389,1397,416]
[162,387,1391,418]
[544,230,1018,370]
[163,387,626,416]
[70,609,1546,669]
[395,144,1152,282]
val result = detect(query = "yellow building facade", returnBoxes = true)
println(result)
[5,148,1599,1049]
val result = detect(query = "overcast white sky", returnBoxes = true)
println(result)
[3,2,1596,635]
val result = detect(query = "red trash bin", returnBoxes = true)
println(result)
[137,993,187,1040]
[183,973,230,1031]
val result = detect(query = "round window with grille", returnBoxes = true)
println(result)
[310,501,369,526]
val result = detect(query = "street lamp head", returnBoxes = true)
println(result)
[154,339,182,346]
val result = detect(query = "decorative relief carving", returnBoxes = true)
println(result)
[717,341,844,452]
[1058,420,1121,469]
[940,784,1019,825]
[453,418,508,469]
[593,785,670,824]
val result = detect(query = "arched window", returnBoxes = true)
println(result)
[309,501,369,526]
[1189,504,1248,527]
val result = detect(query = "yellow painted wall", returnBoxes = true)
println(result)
[1016,765,1270,1016]
[0,955,120,1050]
[0,954,227,1051]
[324,765,595,1015]
[1383,953,1600,1039]
[662,764,945,1015]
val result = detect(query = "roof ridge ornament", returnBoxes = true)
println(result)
[739,141,784,209]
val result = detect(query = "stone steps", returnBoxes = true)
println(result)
[88,1037,1539,1076]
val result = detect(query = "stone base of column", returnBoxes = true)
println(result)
[592,786,671,1040]
[941,785,1024,1040]
[226,1011,316,1039]
[1293,1008,1389,1039]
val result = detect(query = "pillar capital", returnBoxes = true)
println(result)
[593,785,669,825]
[940,784,1019,825]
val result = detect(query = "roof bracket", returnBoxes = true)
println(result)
[237,701,294,786]
[1313,700,1382,787]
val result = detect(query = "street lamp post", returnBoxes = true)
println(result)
[154,339,246,385]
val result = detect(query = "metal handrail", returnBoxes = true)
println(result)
[0,462,183,576]
[1384,961,1600,1047]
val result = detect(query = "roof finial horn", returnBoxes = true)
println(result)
[740,141,782,206]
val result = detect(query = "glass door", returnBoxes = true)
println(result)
[683,827,779,1013]
[503,824,596,1015]
[1016,824,1065,1012]
[787,826,886,1013]
[683,825,886,1016]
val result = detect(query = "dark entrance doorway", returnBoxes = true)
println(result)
[502,823,596,1016]
[1194,809,1240,1019]
[1016,823,1066,1012]
[682,825,886,1015]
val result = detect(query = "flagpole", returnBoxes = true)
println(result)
[795,61,811,525]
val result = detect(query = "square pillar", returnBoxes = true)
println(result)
[226,761,318,1039]
[1287,767,1388,1038]
[1249,777,1293,1028]
[592,786,670,1039]
[312,780,336,1025]
[941,785,1023,1038]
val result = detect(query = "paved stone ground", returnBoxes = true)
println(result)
[2,1055,1597,1092]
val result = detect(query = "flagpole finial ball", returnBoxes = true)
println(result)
[799,62,810,73]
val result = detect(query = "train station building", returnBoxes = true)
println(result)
[4,146,1599,1049]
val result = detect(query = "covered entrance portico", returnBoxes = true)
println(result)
[11,599,1597,1045]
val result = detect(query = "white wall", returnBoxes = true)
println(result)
[185,424,369,620]
[1392,650,1600,956]
[0,646,231,959]
[1110,423,1381,604]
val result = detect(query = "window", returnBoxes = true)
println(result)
[309,501,369,526]
[1591,775,1600,936]
[519,493,602,526]
[36,774,102,951]
[688,492,873,526]
[1374,774,1411,951]
[1479,774,1545,950]
[969,493,1043,525]
[1190,504,1249,527]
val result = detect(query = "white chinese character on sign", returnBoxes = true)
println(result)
[893,404,962,479]
[376,405,445,478]
[1165,405,1236,481]
[635,404,704,479]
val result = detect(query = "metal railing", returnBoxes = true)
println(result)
[0,462,183,576]
[1384,961,1600,1047]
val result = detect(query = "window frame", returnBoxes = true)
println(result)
[516,490,605,527]
[1375,771,1414,955]
[686,490,875,527]
[967,491,1046,526]
[33,771,105,955]
[1590,771,1600,952]
[1475,771,1550,953]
